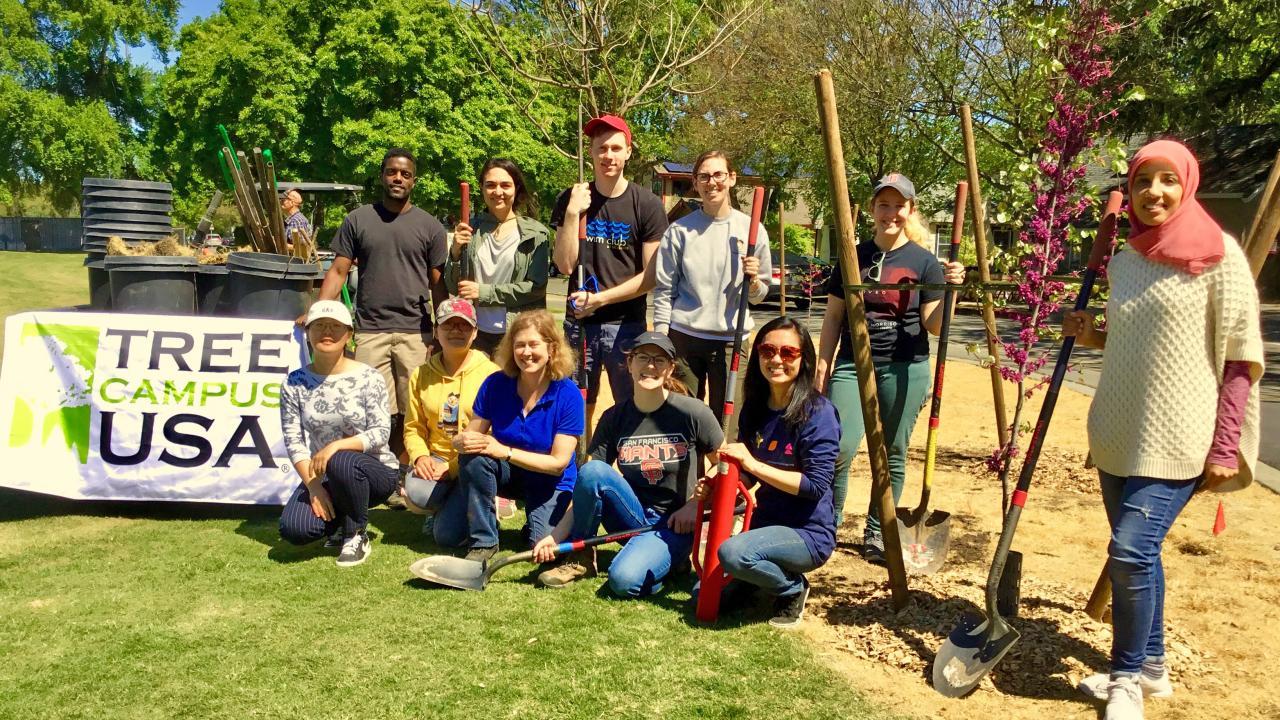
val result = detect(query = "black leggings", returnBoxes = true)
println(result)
[279,450,398,543]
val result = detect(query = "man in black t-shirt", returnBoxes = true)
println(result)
[551,114,669,419]
[312,148,449,460]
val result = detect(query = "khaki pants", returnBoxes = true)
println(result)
[354,330,432,415]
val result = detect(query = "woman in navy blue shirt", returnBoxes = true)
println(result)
[452,310,585,571]
[714,315,840,628]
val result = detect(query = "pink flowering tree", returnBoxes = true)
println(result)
[984,0,1125,509]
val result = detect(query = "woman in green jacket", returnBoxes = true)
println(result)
[447,158,551,354]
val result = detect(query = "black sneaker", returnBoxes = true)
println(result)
[768,578,810,629]
[464,546,498,564]
[718,581,760,614]
[862,529,886,565]
[336,532,371,567]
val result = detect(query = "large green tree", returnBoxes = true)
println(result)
[151,0,572,225]
[0,0,177,213]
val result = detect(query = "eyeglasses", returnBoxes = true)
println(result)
[867,251,886,283]
[630,352,670,368]
[695,171,730,184]
[757,343,803,362]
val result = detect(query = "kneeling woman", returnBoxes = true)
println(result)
[278,301,399,567]
[451,310,585,569]
[532,331,723,594]
[715,316,840,628]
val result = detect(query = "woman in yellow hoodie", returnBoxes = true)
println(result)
[400,297,501,554]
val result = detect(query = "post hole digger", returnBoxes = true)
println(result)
[690,186,766,624]
[894,181,968,575]
[932,190,1124,698]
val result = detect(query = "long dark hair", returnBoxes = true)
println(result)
[737,315,822,441]
[479,158,537,216]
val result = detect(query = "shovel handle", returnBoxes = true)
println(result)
[1084,562,1111,621]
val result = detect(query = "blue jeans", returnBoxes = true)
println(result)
[564,320,645,405]
[403,471,472,549]
[1100,469,1197,675]
[571,460,693,598]
[451,454,569,549]
[717,525,818,598]
[828,358,931,530]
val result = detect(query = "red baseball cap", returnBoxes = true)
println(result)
[583,114,632,146]
[435,297,477,327]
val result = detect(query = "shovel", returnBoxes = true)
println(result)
[932,190,1123,697]
[410,524,658,591]
[895,181,967,575]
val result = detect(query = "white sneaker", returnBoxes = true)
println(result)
[336,532,371,567]
[1079,668,1172,700]
[1104,676,1144,720]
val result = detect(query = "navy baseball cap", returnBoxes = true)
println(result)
[626,331,676,359]
[873,172,917,201]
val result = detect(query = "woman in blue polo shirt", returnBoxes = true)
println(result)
[714,315,840,628]
[451,309,585,572]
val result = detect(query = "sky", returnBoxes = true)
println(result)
[129,0,223,72]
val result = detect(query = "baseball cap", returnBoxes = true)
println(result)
[872,173,917,201]
[305,300,354,328]
[435,297,477,327]
[583,114,632,146]
[626,331,676,359]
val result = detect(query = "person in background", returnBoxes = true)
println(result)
[713,315,840,629]
[815,173,964,562]
[1063,140,1264,720]
[309,148,449,473]
[450,310,584,572]
[446,158,550,356]
[551,114,668,423]
[278,301,398,567]
[281,188,312,244]
[532,331,722,593]
[399,297,503,555]
[652,149,770,423]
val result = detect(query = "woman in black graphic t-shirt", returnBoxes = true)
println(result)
[815,173,964,563]
[531,331,722,595]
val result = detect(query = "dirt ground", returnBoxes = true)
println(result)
[797,360,1280,720]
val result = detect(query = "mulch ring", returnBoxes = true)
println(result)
[805,569,1218,700]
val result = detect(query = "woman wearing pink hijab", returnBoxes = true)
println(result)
[1063,140,1265,720]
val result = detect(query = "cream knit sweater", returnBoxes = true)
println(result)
[1087,238,1265,491]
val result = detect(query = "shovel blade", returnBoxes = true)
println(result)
[895,508,952,576]
[409,555,487,591]
[931,611,1021,697]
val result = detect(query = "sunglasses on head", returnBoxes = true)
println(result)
[757,343,803,362]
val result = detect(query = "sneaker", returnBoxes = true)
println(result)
[336,532,371,567]
[323,532,342,550]
[1079,668,1172,701]
[536,549,597,588]
[862,530,885,565]
[1104,675,1144,720]
[496,496,518,521]
[768,578,810,629]
[464,545,498,564]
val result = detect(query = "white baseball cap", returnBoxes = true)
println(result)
[305,300,354,329]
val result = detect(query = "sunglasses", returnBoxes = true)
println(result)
[757,343,803,362]
[867,251,886,283]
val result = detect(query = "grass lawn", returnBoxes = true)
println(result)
[0,252,894,719]
[0,251,88,360]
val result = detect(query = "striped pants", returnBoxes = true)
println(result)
[279,450,398,543]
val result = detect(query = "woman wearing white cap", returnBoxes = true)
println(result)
[815,173,965,562]
[278,300,399,567]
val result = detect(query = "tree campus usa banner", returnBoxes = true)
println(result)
[0,311,310,504]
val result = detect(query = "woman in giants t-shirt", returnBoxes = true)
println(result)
[532,331,723,596]
[815,173,964,563]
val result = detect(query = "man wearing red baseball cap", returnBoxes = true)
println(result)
[551,114,668,422]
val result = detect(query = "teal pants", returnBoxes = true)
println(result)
[828,358,931,532]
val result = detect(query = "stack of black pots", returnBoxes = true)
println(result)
[81,178,175,311]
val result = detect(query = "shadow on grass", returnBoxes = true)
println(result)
[0,487,277,524]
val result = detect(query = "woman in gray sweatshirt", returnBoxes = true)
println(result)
[651,150,772,423]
